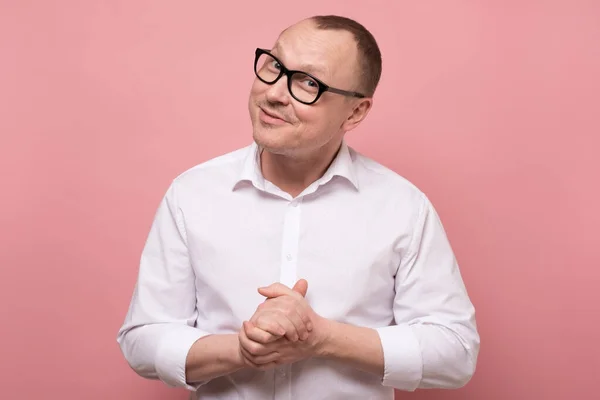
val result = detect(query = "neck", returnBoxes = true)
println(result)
[260,141,342,198]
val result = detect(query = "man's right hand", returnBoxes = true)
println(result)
[237,279,330,371]
[248,279,312,343]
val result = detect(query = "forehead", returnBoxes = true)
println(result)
[271,21,358,84]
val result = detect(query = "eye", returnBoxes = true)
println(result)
[270,60,282,70]
[303,78,318,89]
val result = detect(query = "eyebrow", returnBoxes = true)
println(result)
[272,43,328,77]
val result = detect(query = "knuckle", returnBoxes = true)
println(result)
[247,343,261,355]
[283,297,295,305]
[284,308,296,317]
[256,314,270,325]
[247,330,259,342]
[290,292,302,300]
[258,301,270,310]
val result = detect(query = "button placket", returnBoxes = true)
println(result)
[273,199,302,400]
[273,365,292,400]
[278,199,302,288]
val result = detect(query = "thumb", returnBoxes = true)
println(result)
[258,282,291,298]
[292,279,308,297]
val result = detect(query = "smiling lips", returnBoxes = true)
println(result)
[259,107,288,125]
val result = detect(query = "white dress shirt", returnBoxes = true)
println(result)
[117,140,480,400]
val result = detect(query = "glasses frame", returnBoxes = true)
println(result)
[254,48,366,105]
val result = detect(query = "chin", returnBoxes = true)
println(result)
[253,127,283,150]
[252,126,295,156]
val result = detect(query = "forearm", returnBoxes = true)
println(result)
[317,319,384,377]
[185,333,246,384]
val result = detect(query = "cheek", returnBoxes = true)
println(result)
[250,78,267,98]
[248,84,263,113]
[294,104,319,125]
[295,107,339,134]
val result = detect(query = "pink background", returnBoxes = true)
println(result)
[1,1,598,399]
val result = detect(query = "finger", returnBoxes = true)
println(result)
[258,283,299,299]
[239,325,271,356]
[239,346,279,371]
[239,343,259,363]
[250,351,280,365]
[238,335,280,368]
[284,297,313,332]
[292,279,308,297]
[254,299,279,318]
[278,296,312,337]
[270,312,300,342]
[301,308,313,332]
[244,359,279,371]
[255,310,299,342]
[259,298,311,339]
[285,308,309,341]
[249,309,286,337]
[244,320,282,344]
[262,307,303,342]
[241,345,281,365]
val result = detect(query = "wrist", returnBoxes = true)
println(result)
[184,333,247,384]
[313,317,336,358]
[232,334,247,369]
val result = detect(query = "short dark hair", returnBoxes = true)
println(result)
[310,15,382,97]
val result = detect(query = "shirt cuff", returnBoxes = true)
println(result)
[154,325,210,391]
[375,324,423,391]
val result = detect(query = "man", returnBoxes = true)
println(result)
[117,15,480,399]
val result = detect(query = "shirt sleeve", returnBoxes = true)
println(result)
[116,180,210,391]
[375,194,480,391]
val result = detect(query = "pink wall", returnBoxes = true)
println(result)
[1,1,598,399]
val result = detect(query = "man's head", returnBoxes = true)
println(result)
[248,15,382,158]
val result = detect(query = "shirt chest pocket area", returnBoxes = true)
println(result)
[299,243,399,325]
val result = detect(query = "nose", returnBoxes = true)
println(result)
[264,75,291,106]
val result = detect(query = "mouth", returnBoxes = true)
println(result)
[258,106,288,125]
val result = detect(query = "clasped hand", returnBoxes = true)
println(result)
[238,279,325,370]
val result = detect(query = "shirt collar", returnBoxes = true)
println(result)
[319,140,359,190]
[233,140,359,192]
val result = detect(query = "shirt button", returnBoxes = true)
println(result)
[286,254,293,261]
[290,201,298,207]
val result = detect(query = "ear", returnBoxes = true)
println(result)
[341,98,373,133]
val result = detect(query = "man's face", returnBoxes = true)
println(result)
[248,20,364,157]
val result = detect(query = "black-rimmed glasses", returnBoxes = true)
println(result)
[253,48,366,105]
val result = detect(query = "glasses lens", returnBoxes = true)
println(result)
[255,51,322,104]
[290,72,320,104]
[255,52,281,83]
